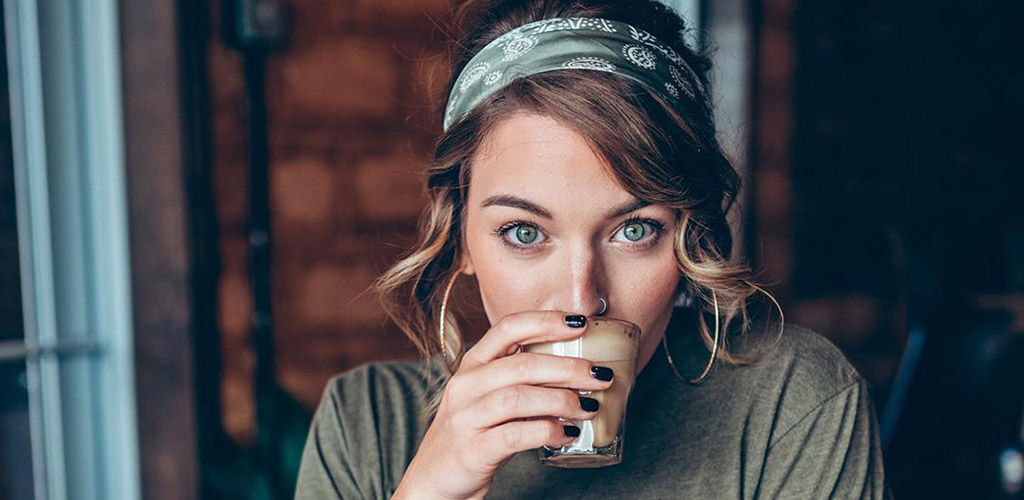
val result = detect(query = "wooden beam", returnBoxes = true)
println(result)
[119,0,199,497]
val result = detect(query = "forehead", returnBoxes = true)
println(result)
[468,114,633,208]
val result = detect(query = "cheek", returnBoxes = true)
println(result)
[477,272,545,321]
[609,256,680,319]
[599,232,681,353]
[464,222,551,319]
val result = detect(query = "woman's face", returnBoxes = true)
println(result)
[460,113,682,372]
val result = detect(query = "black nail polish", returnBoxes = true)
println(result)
[565,315,586,328]
[563,425,581,437]
[591,365,614,381]
[579,396,599,412]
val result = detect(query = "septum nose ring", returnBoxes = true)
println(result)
[595,297,608,316]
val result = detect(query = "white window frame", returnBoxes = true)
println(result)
[4,0,140,498]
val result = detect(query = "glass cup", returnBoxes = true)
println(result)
[522,316,641,468]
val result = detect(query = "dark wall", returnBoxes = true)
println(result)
[120,0,199,497]
[791,0,1022,304]
[785,1,1024,498]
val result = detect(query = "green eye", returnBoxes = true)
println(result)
[514,225,538,244]
[623,221,645,241]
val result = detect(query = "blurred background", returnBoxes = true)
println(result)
[0,0,1020,498]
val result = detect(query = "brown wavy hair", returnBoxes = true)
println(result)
[373,0,782,423]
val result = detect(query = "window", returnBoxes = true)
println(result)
[2,0,140,498]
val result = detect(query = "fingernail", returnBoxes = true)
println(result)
[565,315,586,328]
[579,396,599,412]
[591,365,614,381]
[563,425,581,437]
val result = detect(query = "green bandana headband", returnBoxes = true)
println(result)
[443,17,707,132]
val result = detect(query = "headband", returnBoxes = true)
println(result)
[443,17,707,132]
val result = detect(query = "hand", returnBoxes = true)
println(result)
[392,311,615,500]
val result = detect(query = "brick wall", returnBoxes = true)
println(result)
[208,0,458,443]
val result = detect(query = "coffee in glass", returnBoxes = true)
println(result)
[522,316,641,468]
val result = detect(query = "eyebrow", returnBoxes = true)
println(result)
[481,194,651,220]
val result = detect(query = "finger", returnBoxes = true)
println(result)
[466,385,598,430]
[461,311,589,369]
[460,352,614,400]
[473,419,578,466]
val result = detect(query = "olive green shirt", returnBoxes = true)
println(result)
[295,316,892,499]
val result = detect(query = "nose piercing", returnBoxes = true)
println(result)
[596,297,608,316]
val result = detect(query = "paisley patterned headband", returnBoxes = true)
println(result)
[443,17,707,132]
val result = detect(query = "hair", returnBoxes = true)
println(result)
[373,0,783,424]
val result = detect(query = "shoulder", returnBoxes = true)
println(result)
[317,357,445,427]
[299,357,444,498]
[729,321,863,391]
[721,322,868,439]
[322,357,440,401]
[728,325,891,497]
[762,322,861,383]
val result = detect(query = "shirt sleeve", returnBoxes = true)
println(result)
[294,376,368,500]
[757,378,893,499]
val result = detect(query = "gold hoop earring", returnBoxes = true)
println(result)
[438,270,461,363]
[664,289,720,384]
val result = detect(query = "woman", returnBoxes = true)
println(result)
[295,1,891,498]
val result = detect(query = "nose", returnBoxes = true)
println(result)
[545,243,608,317]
